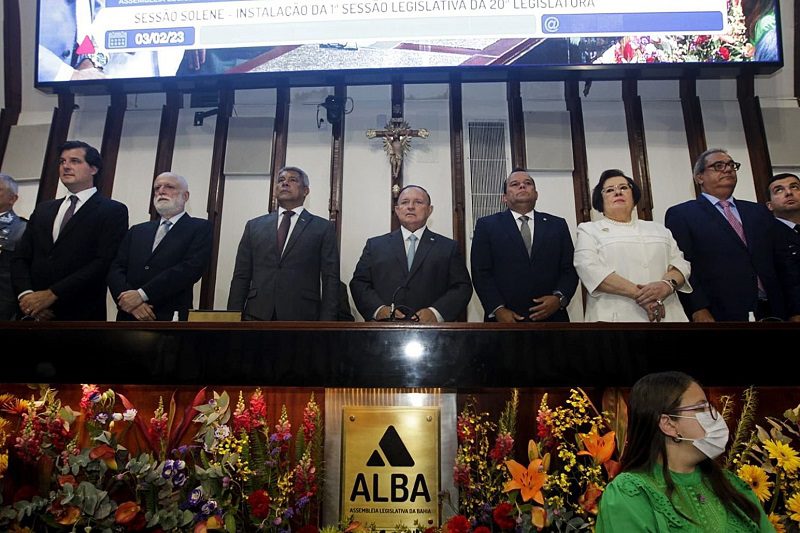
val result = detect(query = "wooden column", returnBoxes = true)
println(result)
[679,78,707,198]
[98,93,127,198]
[449,76,467,255]
[506,79,526,170]
[329,84,347,243]
[390,78,404,232]
[622,80,653,221]
[268,85,290,212]
[737,74,772,203]
[564,81,591,224]
[0,0,21,168]
[37,93,74,205]
[199,89,234,309]
[150,90,182,219]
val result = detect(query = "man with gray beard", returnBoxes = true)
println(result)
[107,172,212,321]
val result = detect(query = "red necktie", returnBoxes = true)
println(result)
[277,211,295,256]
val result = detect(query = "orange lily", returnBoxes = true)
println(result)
[89,443,118,470]
[531,506,549,529]
[115,501,141,524]
[578,482,604,515]
[577,429,616,465]
[54,505,80,525]
[503,459,547,504]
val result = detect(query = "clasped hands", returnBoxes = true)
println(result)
[635,281,674,323]
[117,290,156,321]
[19,290,57,321]
[495,295,560,322]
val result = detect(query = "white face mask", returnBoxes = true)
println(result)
[669,411,730,459]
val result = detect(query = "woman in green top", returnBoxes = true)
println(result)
[596,371,774,532]
[743,0,778,62]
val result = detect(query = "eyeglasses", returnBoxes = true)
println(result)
[705,160,741,172]
[671,400,718,420]
[601,184,632,195]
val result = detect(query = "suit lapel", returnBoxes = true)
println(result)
[502,210,531,262]
[146,219,164,258]
[281,210,308,259]
[390,230,408,272]
[408,228,434,278]
[697,197,748,251]
[530,211,548,262]
[56,193,100,244]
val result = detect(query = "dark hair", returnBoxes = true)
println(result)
[591,169,641,212]
[767,173,800,198]
[503,168,531,193]
[743,0,774,39]
[58,140,103,185]
[397,184,431,205]
[620,371,761,525]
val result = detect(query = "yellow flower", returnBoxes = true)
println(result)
[788,493,800,523]
[768,513,786,533]
[737,464,772,502]
[764,440,800,473]
[504,459,547,504]
[0,452,7,479]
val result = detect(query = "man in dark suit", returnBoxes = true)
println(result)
[471,169,578,322]
[0,174,27,320]
[665,148,797,321]
[766,173,800,321]
[107,172,212,321]
[12,140,128,320]
[227,166,339,321]
[350,185,472,322]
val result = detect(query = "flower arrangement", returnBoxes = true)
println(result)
[0,385,323,533]
[444,388,624,533]
[596,0,754,64]
[724,388,800,533]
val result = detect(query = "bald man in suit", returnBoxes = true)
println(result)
[108,172,212,321]
[350,185,472,322]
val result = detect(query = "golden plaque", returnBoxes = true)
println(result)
[341,406,440,529]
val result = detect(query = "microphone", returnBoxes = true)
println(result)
[378,284,419,322]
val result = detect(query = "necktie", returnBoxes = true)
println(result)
[519,215,532,257]
[152,220,172,251]
[718,200,748,245]
[407,234,417,271]
[277,210,294,256]
[59,195,78,236]
[719,199,765,296]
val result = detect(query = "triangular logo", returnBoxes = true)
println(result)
[76,35,95,55]
[365,425,414,467]
[366,450,385,466]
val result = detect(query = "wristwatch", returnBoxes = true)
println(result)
[553,290,567,309]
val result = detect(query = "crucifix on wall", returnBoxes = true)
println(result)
[366,118,429,197]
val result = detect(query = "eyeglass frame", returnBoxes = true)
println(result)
[704,160,742,172]
[600,184,633,196]
[667,400,719,421]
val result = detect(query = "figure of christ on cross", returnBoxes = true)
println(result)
[366,118,429,194]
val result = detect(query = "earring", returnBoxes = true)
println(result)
[672,433,682,443]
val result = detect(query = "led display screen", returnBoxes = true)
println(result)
[36,0,782,90]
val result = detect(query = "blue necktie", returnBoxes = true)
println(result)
[407,234,417,271]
